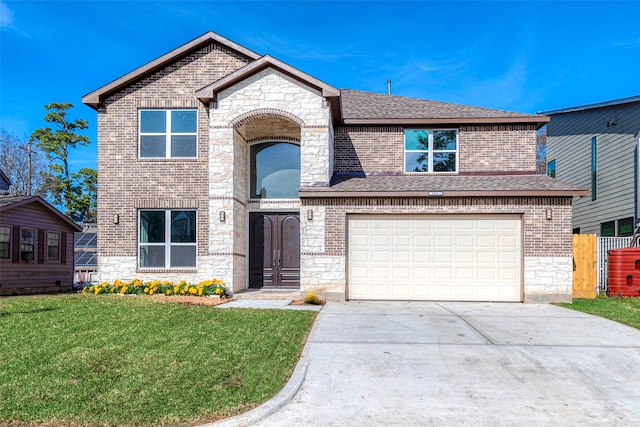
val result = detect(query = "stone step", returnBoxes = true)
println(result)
[232,289,302,300]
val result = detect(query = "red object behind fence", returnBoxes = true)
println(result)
[608,248,640,297]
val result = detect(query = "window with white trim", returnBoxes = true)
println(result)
[0,226,9,259]
[139,110,197,158]
[405,129,458,173]
[139,210,196,269]
[47,231,61,262]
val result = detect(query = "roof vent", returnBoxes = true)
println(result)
[387,79,391,95]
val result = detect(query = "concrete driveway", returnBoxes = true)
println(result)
[216,301,640,426]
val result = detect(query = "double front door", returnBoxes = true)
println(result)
[249,212,300,288]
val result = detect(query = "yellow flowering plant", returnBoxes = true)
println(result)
[82,278,226,298]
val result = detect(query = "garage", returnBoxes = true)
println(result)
[347,215,522,301]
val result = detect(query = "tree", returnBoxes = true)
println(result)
[0,129,45,195]
[69,168,98,223]
[31,102,96,219]
[536,125,547,174]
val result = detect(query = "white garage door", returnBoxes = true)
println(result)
[348,215,522,301]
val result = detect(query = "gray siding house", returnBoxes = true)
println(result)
[544,96,640,236]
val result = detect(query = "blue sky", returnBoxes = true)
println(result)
[1,0,639,173]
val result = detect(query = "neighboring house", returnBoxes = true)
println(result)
[0,169,10,194]
[82,31,586,303]
[0,195,82,295]
[74,223,97,284]
[544,96,640,236]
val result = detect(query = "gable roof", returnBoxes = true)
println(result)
[196,55,340,102]
[539,95,640,116]
[300,174,587,198]
[340,90,549,126]
[82,31,261,109]
[0,195,83,232]
[0,169,10,188]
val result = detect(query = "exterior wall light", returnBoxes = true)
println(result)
[546,209,553,220]
[113,214,119,224]
[219,211,226,222]
[307,210,313,221]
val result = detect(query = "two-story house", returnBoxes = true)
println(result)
[544,95,640,236]
[82,31,586,303]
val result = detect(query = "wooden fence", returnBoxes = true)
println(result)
[572,234,597,298]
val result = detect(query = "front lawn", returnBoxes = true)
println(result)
[0,294,317,426]
[558,297,640,330]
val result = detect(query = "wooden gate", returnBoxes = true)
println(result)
[572,234,597,298]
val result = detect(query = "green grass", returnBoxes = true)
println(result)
[0,294,317,427]
[558,297,640,330]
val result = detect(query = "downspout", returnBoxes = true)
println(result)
[637,132,640,231]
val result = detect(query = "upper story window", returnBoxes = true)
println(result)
[47,231,61,262]
[250,142,300,199]
[139,110,197,158]
[0,226,9,259]
[139,210,196,269]
[547,159,556,178]
[20,228,35,261]
[405,129,458,173]
[591,136,597,201]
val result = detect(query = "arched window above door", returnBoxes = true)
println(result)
[250,142,301,199]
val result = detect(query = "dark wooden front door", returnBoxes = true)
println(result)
[249,212,300,288]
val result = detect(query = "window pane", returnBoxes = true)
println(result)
[47,232,60,261]
[171,211,196,243]
[405,130,429,151]
[171,135,197,157]
[0,226,9,259]
[433,130,457,150]
[405,151,429,172]
[140,211,165,243]
[140,135,166,157]
[433,152,456,172]
[250,143,300,199]
[618,217,634,236]
[547,159,556,178]
[171,111,197,133]
[601,221,615,237]
[170,245,196,268]
[140,245,165,268]
[140,110,166,133]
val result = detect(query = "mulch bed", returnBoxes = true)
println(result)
[149,294,234,307]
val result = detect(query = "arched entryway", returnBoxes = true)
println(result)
[231,110,303,289]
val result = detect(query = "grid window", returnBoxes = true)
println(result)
[139,210,196,269]
[405,129,458,173]
[47,231,61,262]
[139,110,197,158]
[0,226,9,259]
[20,228,35,261]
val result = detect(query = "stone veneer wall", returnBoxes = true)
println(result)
[333,124,537,174]
[300,196,573,302]
[96,42,252,284]
[207,68,332,292]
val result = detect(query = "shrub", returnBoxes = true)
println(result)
[303,292,323,305]
[82,278,226,298]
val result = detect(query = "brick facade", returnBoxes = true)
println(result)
[334,124,537,175]
[88,32,576,303]
[97,42,250,281]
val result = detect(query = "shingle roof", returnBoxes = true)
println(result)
[0,195,83,231]
[299,174,587,197]
[0,195,34,208]
[340,90,548,125]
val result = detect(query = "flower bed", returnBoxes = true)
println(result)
[82,279,226,297]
